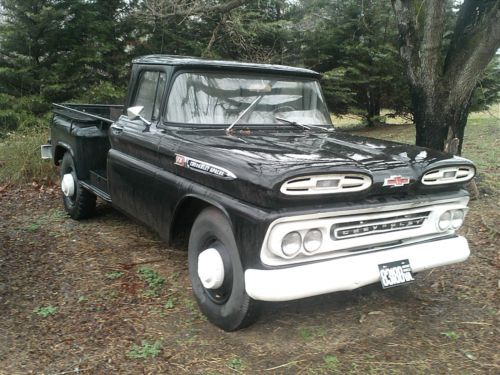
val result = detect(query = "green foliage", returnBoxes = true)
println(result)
[471,57,500,112]
[323,355,339,371]
[164,297,176,309]
[296,0,410,120]
[441,331,460,340]
[127,340,162,359]
[137,266,165,297]
[0,0,131,125]
[24,222,41,232]
[106,271,124,280]
[33,305,58,317]
[228,357,246,371]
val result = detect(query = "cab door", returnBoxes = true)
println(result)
[108,67,167,229]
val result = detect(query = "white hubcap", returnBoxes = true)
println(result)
[61,173,75,197]
[198,248,225,289]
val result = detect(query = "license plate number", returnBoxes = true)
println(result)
[378,259,414,289]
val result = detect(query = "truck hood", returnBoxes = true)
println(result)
[169,128,473,207]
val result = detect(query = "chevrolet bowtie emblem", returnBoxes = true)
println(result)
[383,175,410,187]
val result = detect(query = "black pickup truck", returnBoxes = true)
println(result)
[42,55,475,331]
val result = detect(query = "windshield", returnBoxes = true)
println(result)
[164,72,332,126]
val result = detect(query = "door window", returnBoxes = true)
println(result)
[132,71,166,121]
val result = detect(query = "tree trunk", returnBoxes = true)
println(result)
[366,89,381,127]
[411,86,472,154]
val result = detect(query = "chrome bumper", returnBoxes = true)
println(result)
[245,236,470,302]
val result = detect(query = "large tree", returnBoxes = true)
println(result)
[391,0,500,154]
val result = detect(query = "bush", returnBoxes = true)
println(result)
[0,110,21,134]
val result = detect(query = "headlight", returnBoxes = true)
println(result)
[451,209,465,229]
[281,231,302,257]
[303,229,322,253]
[438,211,452,231]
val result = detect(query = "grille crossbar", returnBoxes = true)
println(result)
[331,212,430,240]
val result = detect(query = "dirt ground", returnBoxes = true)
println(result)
[0,186,497,375]
[0,122,499,374]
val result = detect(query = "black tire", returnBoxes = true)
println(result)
[60,152,96,220]
[188,207,259,331]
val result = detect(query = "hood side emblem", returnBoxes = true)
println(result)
[175,154,236,180]
[383,175,410,187]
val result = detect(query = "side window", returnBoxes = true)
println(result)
[132,71,166,121]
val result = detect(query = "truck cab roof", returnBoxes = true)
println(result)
[132,55,321,78]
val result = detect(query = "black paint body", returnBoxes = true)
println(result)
[49,55,474,271]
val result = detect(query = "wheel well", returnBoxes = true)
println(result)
[170,197,211,249]
[54,145,68,165]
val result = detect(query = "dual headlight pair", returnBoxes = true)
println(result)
[281,229,323,257]
[437,209,465,231]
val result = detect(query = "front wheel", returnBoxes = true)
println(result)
[188,207,259,331]
[60,152,96,220]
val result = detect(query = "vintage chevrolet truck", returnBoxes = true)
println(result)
[42,55,476,331]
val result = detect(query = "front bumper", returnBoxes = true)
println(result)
[244,236,470,302]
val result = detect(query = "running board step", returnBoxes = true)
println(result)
[80,180,111,202]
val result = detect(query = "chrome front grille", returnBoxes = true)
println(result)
[331,212,430,240]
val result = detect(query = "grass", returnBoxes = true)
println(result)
[164,297,176,309]
[106,271,124,280]
[0,129,55,185]
[323,355,340,371]
[227,357,246,371]
[441,331,460,340]
[137,266,165,297]
[127,340,162,360]
[33,306,58,317]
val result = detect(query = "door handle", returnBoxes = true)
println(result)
[110,123,124,134]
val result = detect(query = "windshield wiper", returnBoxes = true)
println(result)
[275,116,333,131]
[274,116,311,130]
[226,95,263,133]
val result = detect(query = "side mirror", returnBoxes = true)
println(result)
[126,106,152,128]
[127,106,144,121]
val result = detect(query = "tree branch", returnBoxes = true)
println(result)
[443,0,500,105]
[139,0,249,21]
[391,0,420,86]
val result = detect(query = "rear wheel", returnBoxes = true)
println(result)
[60,152,96,219]
[188,207,259,331]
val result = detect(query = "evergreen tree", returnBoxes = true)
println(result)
[295,0,410,124]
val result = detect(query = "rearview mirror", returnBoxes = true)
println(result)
[127,106,144,120]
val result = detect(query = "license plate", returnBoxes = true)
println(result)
[378,259,415,289]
